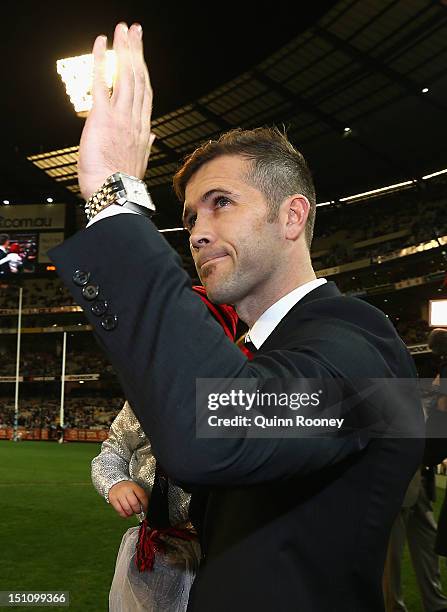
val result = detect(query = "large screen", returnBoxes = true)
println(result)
[0,204,66,275]
[0,233,38,275]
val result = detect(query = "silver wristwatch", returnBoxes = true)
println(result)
[84,172,156,221]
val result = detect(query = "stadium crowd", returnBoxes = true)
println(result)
[0,350,115,377]
[0,279,76,309]
[0,395,124,429]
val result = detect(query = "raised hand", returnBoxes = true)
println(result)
[78,22,155,201]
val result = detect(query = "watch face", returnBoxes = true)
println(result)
[120,174,152,207]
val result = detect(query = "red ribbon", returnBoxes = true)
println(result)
[239,343,254,360]
[135,519,197,573]
[192,285,238,341]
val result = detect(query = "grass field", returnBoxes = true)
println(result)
[0,441,130,611]
[1,441,447,611]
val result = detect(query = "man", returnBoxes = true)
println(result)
[0,234,10,275]
[425,328,447,565]
[0,234,21,275]
[382,329,447,612]
[383,469,447,612]
[49,23,424,611]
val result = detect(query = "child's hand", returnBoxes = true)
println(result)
[108,481,149,518]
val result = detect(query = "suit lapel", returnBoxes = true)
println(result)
[257,281,342,353]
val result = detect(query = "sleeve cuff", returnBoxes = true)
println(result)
[86,205,139,227]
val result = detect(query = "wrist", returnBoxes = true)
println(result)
[79,169,118,203]
[84,172,156,222]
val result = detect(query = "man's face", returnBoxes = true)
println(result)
[183,155,286,305]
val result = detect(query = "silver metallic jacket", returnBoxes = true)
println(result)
[91,401,191,525]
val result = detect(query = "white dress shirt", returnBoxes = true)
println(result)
[86,205,137,228]
[246,278,327,350]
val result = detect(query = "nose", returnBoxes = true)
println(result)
[189,217,216,251]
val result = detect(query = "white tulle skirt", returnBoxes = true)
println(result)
[109,526,201,612]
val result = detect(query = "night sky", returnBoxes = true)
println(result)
[2,1,336,154]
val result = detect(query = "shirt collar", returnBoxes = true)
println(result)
[246,278,327,349]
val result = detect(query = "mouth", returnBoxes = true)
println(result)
[199,254,229,269]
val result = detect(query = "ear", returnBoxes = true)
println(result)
[284,195,310,241]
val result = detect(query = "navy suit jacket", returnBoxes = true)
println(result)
[0,249,9,275]
[50,214,424,612]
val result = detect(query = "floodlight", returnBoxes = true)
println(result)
[56,51,116,116]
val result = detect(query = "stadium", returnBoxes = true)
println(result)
[1,1,447,610]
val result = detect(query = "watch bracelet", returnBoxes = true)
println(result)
[84,182,119,221]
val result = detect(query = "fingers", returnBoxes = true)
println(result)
[148,132,156,157]
[128,24,147,123]
[110,497,131,518]
[142,62,153,125]
[109,483,148,517]
[128,23,153,177]
[111,22,134,113]
[136,25,154,152]
[139,132,156,177]
[126,490,145,515]
[110,493,136,518]
[92,34,109,109]
[135,489,149,514]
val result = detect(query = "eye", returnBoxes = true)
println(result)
[214,196,231,208]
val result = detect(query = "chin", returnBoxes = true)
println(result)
[201,281,219,303]
[205,280,241,306]
[199,279,222,304]
[200,264,241,305]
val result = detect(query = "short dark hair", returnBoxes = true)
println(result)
[0,234,9,246]
[428,328,447,356]
[173,127,317,249]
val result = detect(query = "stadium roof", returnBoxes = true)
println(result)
[3,0,447,231]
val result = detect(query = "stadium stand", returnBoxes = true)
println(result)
[0,174,446,439]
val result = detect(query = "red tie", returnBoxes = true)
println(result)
[242,339,257,360]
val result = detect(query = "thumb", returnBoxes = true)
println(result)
[148,132,156,154]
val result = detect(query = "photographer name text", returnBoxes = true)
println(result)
[207,415,344,429]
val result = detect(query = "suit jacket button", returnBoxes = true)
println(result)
[101,314,118,331]
[91,300,108,316]
[73,270,90,286]
[82,283,99,301]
